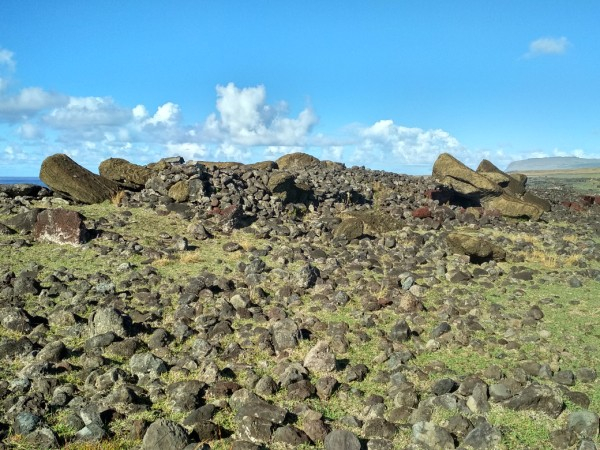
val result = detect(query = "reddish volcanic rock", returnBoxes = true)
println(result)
[412,207,432,219]
[34,208,90,246]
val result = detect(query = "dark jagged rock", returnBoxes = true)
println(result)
[141,419,189,450]
[0,184,45,198]
[3,208,44,234]
[505,383,564,418]
[324,429,361,450]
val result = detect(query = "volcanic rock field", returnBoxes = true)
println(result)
[0,152,599,449]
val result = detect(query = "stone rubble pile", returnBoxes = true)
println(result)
[0,152,598,448]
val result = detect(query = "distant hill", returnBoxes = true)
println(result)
[506,157,600,172]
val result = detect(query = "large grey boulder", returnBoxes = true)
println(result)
[567,410,599,440]
[412,421,455,449]
[2,208,44,234]
[304,340,336,373]
[462,422,502,449]
[505,383,564,418]
[0,184,45,197]
[141,419,189,450]
[40,154,119,204]
[271,318,301,353]
[88,307,131,338]
[324,429,361,450]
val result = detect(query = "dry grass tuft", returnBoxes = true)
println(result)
[152,257,171,267]
[111,190,126,206]
[524,250,582,268]
[179,251,202,264]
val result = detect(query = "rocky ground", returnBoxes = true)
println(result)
[0,153,599,449]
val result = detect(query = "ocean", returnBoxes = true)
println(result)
[0,177,45,186]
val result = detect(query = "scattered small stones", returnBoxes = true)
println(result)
[0,151,598,449]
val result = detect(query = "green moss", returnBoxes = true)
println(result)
[487,406,557,449]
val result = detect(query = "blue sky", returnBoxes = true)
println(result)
[1,1,598,176]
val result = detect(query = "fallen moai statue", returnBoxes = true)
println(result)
[432,153,550,219]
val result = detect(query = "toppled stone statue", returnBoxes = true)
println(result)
[40,154,120,204]
[432,153,550,219]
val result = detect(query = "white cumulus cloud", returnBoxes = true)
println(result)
[204,83,318,146]
[215,143,252,162]
[132,104,148,120]
[524,36,570,58]
[352,120,464,167]
[45,96,132,129]
[0,47,15,71]
[321,146,344,162]
[17,122,44,140]
[165,142,208,161]
[263,145,305,157]
[0,87,67,122]
[146,102,181,126]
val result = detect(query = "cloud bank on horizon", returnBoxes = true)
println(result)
[0,31,593,176]
[0,49,475,175]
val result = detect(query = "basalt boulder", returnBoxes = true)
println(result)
[40,154,120,204]
[34,208,90,246]
[447,232,506,263]
[3,208,44,234]
[267,171,311,204]
[0,184,46,198]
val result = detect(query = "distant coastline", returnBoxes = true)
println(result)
[506,156,600,172]
[0,177,45,186]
